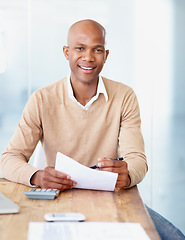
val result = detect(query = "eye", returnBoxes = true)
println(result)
[95,48,103,53]
[76,47,84,51]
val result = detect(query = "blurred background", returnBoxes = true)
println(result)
[0,0,185,234]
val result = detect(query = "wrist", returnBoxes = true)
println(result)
[125,174,131,188]
[30,170,42,187]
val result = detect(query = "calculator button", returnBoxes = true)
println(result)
[30,189,36,192]
[55,190,60,196]
[46,189,52,192]
[35,189,41,192]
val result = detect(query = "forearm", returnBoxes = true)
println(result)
[0,153,38,186]
[119,91,148,187]
[0,92,43,186]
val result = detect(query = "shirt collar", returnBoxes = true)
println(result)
[97,76,108,102]
[67,74,108,103]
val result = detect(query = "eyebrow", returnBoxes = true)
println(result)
[75,43,105,48]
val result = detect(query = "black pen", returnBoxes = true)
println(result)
[90,157,124,169]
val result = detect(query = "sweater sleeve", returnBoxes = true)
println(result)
[0,91,43,186]
[118,89,148,187]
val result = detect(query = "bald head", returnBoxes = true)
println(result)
[67,19,106,46]
[63,19,109,86]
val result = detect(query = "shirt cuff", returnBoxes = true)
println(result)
[29,170,40,187]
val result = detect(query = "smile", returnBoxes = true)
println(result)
[79,65,96,70]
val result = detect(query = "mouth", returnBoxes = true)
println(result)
[79,65,96,71]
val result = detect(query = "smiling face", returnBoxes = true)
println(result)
[63,20,109,86]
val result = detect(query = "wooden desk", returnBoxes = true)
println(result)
[0,179,160,240]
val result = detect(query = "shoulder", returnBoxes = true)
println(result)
[21,78,67,117]
[102,77,140,113]
[32,77,67,104]
[102,76,135,98]
[35,77,67,96]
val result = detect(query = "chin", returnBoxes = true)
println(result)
[80,78,98,85]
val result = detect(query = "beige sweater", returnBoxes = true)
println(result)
[0,77,148,187]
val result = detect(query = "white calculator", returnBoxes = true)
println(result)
[24,188,60,200]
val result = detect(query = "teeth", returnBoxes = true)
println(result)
[80,66,94,70]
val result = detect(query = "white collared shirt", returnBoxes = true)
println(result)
[67,75,108,110]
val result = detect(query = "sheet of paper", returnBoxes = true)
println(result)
[28,222,150,240]
[55,152,118,191]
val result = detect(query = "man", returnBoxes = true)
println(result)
[0,19,147,190]
[1,19,185,240]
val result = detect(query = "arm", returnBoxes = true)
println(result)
[0,92,42,186]
[0,89,76,191]
[0,91,77,190]
[98,89,147,189]
[118,90,148,187]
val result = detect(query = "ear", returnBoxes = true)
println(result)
[63,46,69,60]
[104,50,109,63]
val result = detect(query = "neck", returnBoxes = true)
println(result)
[70,78,98,106]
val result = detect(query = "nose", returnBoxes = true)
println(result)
[82,50,95,62]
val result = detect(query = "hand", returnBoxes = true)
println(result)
[97,157,131,189]
[30,166,77,191]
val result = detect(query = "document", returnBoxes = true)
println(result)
[55,152,118,191]
[28,222,150,240]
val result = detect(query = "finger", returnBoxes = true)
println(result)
[44,167,77,185]
[43,171,76,186]
[116,178,130,189]
[99,167,129,177]
[42,181,76,191]
[44,166,71,180]
[116,178,129,188]
[98,159,126,168]
[97,157,111,164]
[98,163,128,174]
[116,173,131,189]
[42,167,77,189]
[98,166,118,173]
[40,176,77,191]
